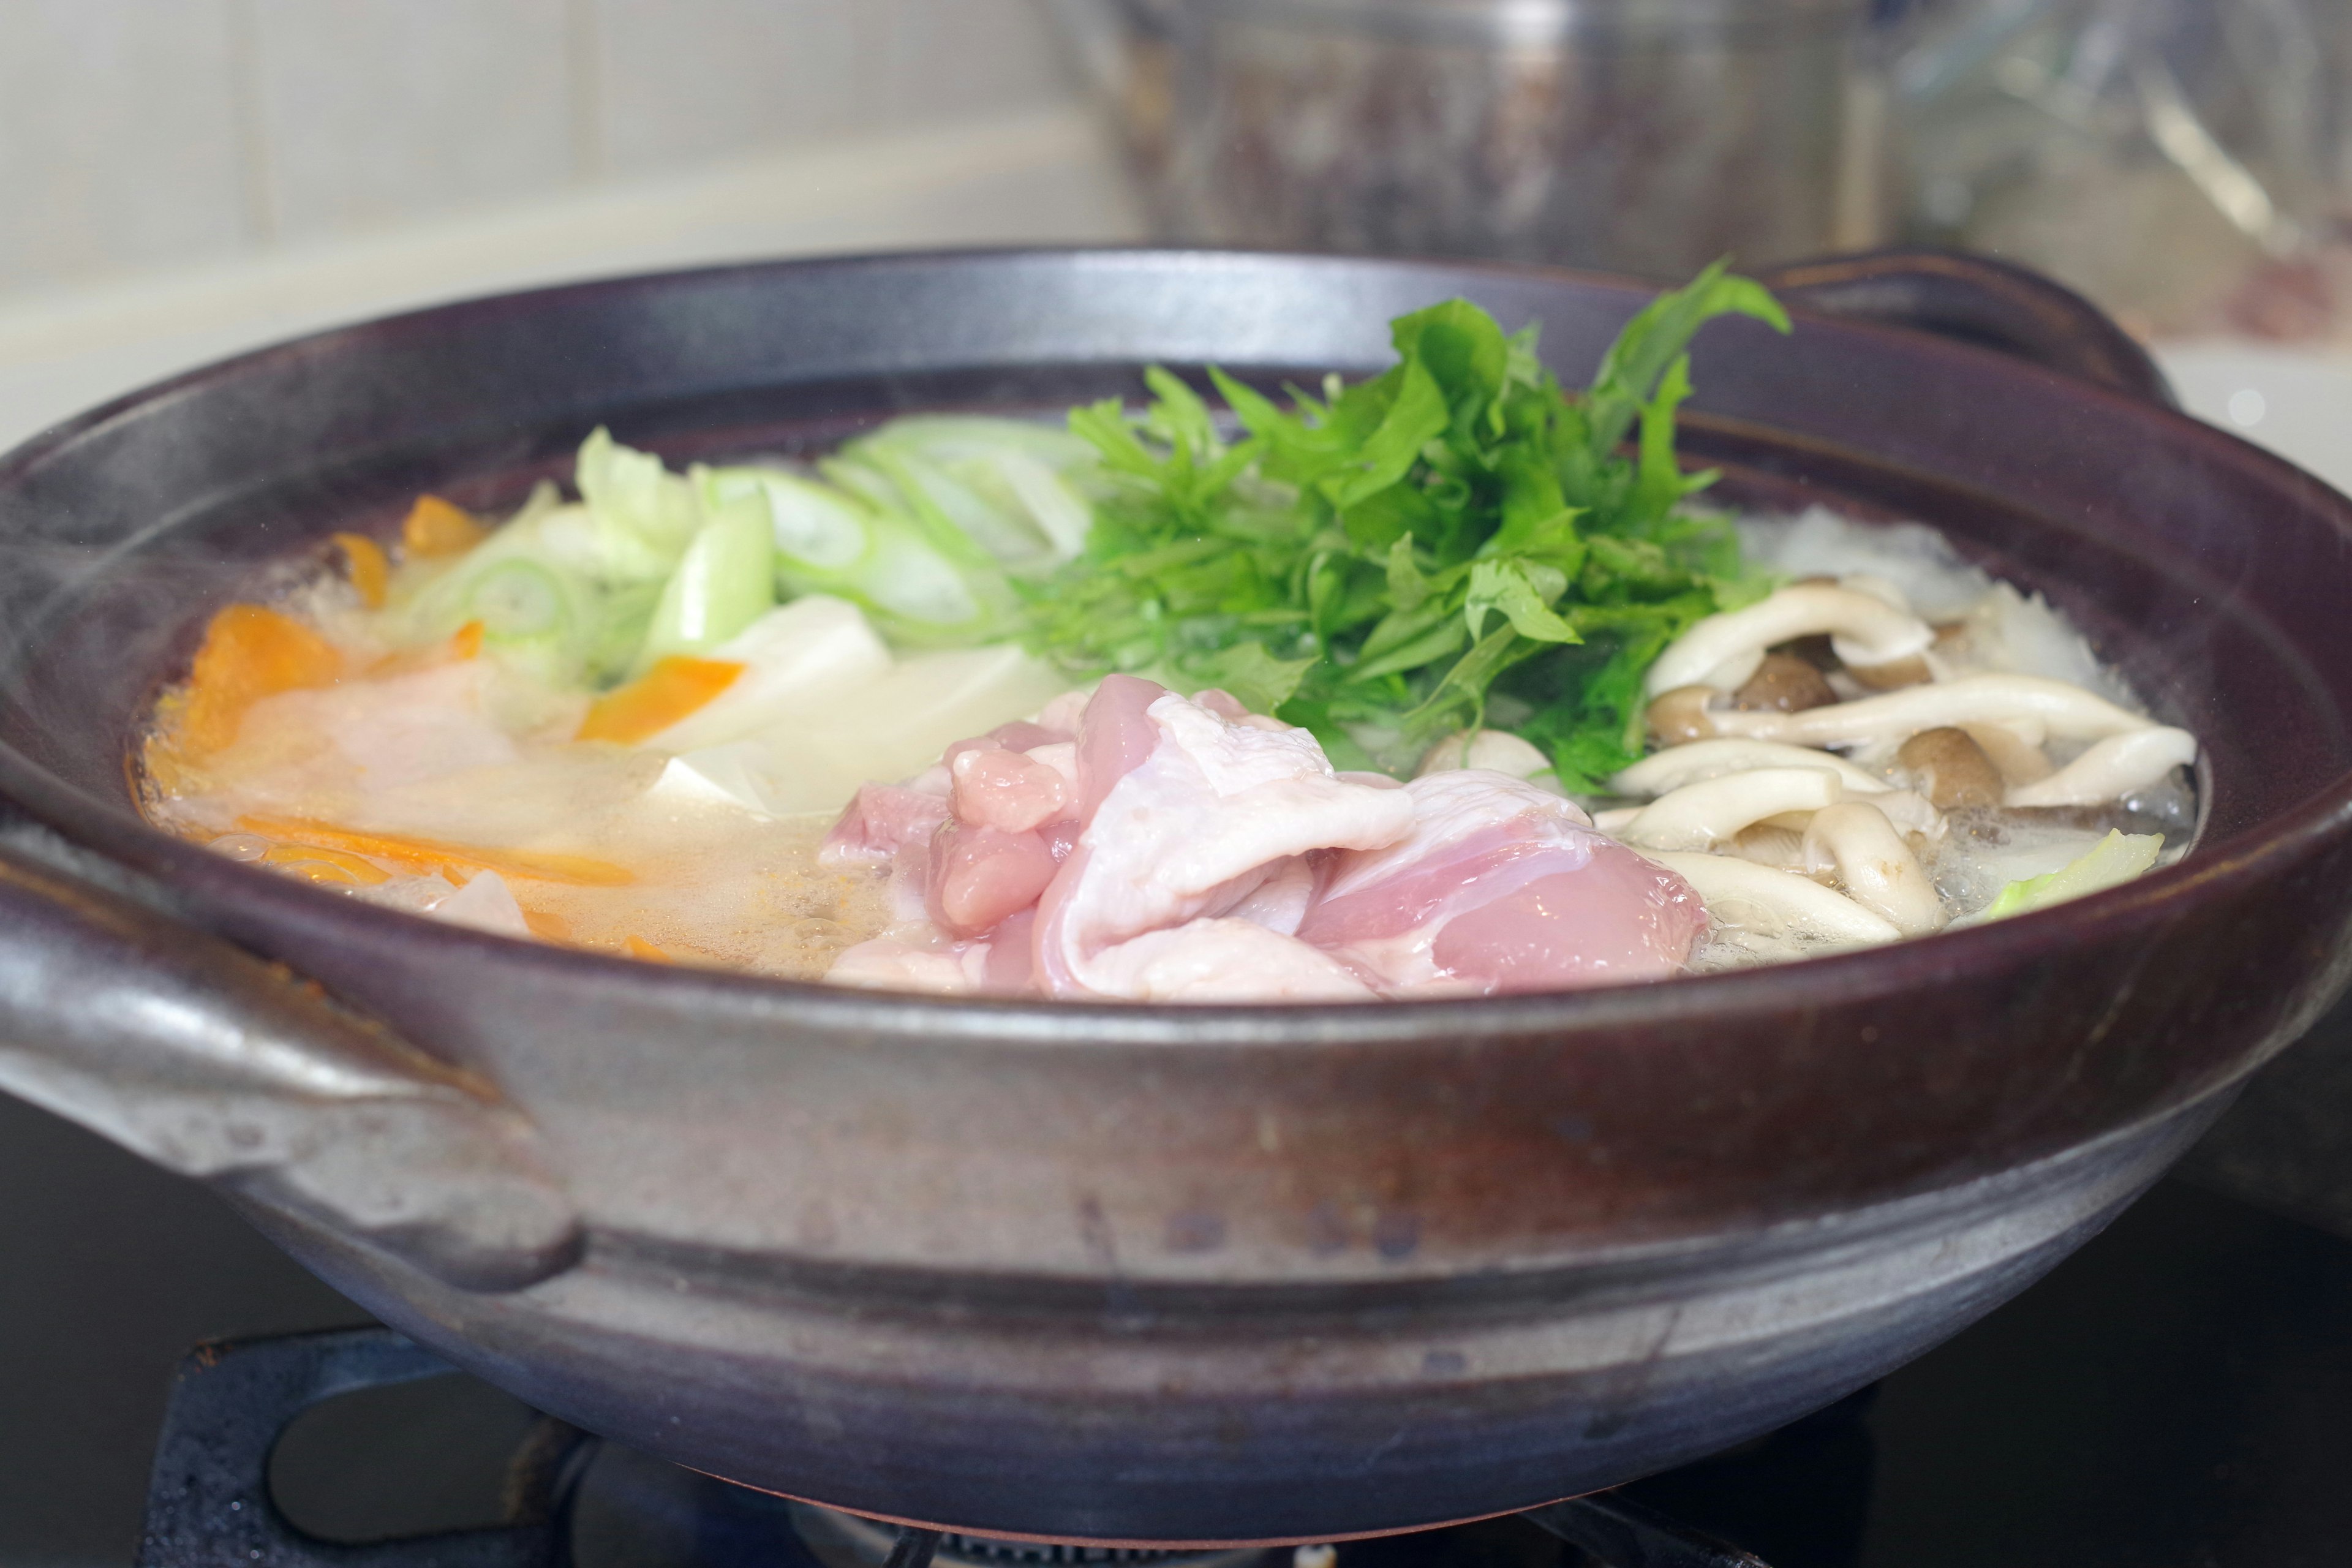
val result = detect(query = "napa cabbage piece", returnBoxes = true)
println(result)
[574,427,701,581]
[1978,830,2164,921]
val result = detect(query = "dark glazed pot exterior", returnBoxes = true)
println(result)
[2,250,2351,1542]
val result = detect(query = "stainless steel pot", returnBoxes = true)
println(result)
[1,248,2347,1546]
[1056,0,1879,276]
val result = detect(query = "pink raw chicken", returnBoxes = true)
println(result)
[1297,771,1708,996]
[822,676,1705,1002]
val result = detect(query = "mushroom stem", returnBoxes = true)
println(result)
[1644,851,1904,948]
[2005,726,2198,808]
[1617,767,1843,852]
[1646,584,1934,696]
[1802,802,1945,936]
[1707,675,2154,748]
[1613,739,1891,799]
[1963,721,2054,785]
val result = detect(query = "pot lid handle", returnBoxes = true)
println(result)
[1754,247,2177,410]
[0,837,580,1293]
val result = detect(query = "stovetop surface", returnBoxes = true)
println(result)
[7,1091,2352,1568]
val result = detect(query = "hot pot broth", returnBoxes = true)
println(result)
[135,271,2199,1000]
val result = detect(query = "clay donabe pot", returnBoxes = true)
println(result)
[0,249,2346,1545]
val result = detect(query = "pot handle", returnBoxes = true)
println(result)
[0,838,581,1292]
[1752,247,2177,409]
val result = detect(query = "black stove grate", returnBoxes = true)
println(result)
[132,1329,1785,1568]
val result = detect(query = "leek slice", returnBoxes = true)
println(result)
[699,463,1012,646]
[635,487,776,669]
[836,415,1099,572]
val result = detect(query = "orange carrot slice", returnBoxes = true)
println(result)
[178,605,343,756]
[260,842,392,885]
[236,815,635,887]
[576,657,744,745]
[402,495,486,558]
[331,532,390,608]
[522,908,575,941]
[624,935,671,963]
[450,619,484,659]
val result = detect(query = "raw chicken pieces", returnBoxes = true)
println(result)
[821,676,1705,1002]
[1298,772,1708,993]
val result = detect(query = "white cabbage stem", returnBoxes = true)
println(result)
[1801,802,1945,936]
[1646,584,1934,696]
[1617,767,1843,852]
[1706,675,2153,748]
[2006,726,2198,808]
[1613,738,1891,799]
[1645,851,1902,948]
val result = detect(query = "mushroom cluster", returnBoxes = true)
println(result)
[1582,574,2196,960]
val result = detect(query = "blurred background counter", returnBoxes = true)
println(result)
[0,0,2344,486]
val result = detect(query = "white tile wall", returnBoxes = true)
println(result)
[587,0,888,178]
[884,0,1081,127]
[246,0,577,243]
[0,0,1085,298]
[0,0,252,288]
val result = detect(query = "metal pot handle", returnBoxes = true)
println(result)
[1754,247,2177,409]
[0,837,581,1292]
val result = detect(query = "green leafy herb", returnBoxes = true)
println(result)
[1023,260,1791,785]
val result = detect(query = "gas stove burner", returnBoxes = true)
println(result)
[134,1327,1787,1568]
[788,1503,1273,1568]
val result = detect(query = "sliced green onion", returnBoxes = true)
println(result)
[636,491,776,669]
[706,467,869,571]
[856,513,986,632]
[842,448,1052,569]
[839,415,1101,572]
[466,559,571,640]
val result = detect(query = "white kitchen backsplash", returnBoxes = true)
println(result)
[0,0,1079,300]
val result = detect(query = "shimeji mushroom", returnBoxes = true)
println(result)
[1684,674,2155,749]
[1615,767,1844,852]
[1643,851,1903,951]
[1801,802,1945,935]
[1962,721,2056,785]
[1614,738,1893,799]
[1895,727,2004,810]
[2005,726,2198,809]
[1645,584,1936,696]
